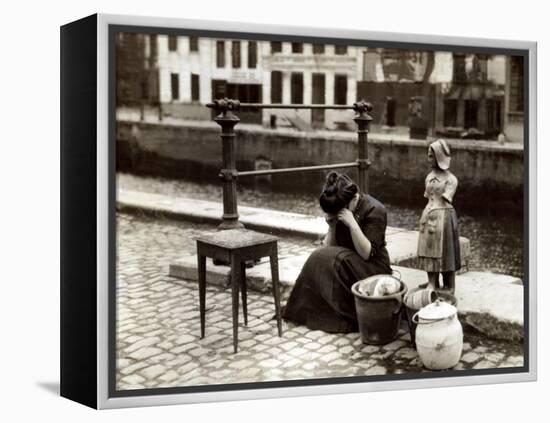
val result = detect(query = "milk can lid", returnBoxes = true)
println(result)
[418,298,457,320]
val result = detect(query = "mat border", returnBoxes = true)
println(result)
[96,13,537,409]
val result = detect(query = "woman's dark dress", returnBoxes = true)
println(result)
[282,194,392,333]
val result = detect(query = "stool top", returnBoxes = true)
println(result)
[196,229,278,249]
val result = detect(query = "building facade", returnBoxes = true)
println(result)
[151,35,363,129]
[116,33,522,142]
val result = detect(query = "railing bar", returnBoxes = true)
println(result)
[241,104,354,110]
[238,162,359,177]
[207,102,355,110]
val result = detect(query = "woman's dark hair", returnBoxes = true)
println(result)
[319,171,359,214]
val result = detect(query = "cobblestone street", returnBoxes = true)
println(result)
[116,212,524,391]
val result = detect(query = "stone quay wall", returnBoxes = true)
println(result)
[116,120,524,214]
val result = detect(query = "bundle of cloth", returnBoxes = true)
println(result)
[356,275,401,297]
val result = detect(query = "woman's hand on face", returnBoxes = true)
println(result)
[337,208,357,228]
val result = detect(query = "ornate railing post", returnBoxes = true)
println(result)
[353,101,373,194]
[208,98,244,229]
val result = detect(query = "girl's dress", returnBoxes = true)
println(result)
[282,194,392,333]
[417,169,461,272]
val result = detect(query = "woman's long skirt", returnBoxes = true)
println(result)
[282,246,391,333]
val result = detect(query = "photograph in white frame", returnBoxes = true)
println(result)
[61,13,536,409]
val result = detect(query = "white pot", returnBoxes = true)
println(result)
[413,299,463,370]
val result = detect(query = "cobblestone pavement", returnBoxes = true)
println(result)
[116,212,524,391]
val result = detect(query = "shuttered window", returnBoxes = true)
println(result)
[191,74,200,101]
[271,71,282,104]
[170,73,179,100]
[509,56,524,113]
[232,41,241,68]
[189,36,199,52]
[292,43,303,53]
[248,41,257,69]
[271,41,282,53]
[313,44,325,54]
[168,35,178,51]
[291,73,304,104]
[216,41,225,68]
[335,45,347,55]
[334,74,347,105]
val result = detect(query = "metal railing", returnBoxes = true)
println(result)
[206,98,373,229]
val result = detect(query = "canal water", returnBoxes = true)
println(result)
[118,173,524,279]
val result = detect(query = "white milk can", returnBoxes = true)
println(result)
[412,299,463,370]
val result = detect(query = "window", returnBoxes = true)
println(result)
[140,80,149,101]
[191,74,200,101]
[248,41,257,69]
[292,42,303,53]
[385,97,396,127]
[464,100,479,129]
[271,71,282,104]
[189,36,199,52]
[334,74,347,105]
[170,73,179,100]
[271,41,282,53]
[444,99,458,127]
[313,44,325,54]
[312,73,325,104]
[168,35,178,51]
[149,34,158,58]
[312,73,326,124]
[335,45,347,55]
[291,72,304,104]
[509,56,524,113]
[216,41,225,67]
[232,41,241,68]
[487,99,502,132]
[212,80,227,102]
[452,53,467,83]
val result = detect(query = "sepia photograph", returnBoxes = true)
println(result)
[112,28,527,394]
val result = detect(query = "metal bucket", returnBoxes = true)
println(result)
[352,275,407,345]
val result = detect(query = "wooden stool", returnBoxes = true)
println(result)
[196,229,283,353]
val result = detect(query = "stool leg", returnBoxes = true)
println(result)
[231,255,241,353]
[198,254,206,339]
[240,261,248,326]
[269,251,283,337]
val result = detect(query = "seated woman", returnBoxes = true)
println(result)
[282,171,392,333]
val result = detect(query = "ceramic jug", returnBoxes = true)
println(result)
[412,299,463,370]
